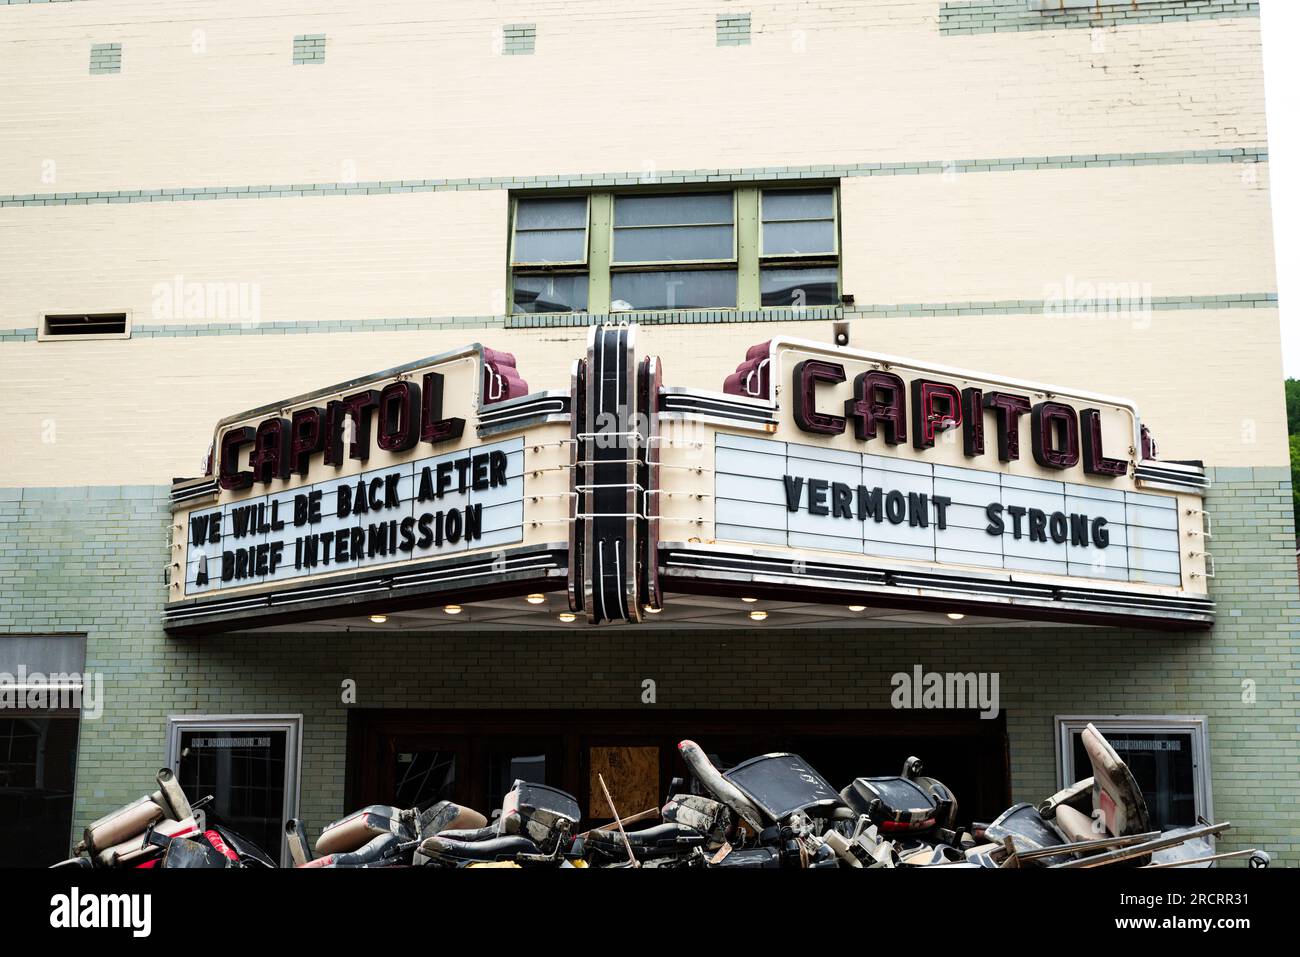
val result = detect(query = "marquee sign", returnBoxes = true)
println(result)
[655,337,1211,627]
[165,345,573,634]
[164,326,1213,635]
[182,436,524,596]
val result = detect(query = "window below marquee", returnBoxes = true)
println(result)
[1055,715,1212,834]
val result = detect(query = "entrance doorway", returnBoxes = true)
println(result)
[346,709,1010,827]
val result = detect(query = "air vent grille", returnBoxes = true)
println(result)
[42,313,129,338]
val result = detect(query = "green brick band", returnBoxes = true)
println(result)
[940,0,1259,36]
[0,296,1276,341]
[0,148,1267,210]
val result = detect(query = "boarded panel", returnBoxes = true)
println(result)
[589,746,659,819]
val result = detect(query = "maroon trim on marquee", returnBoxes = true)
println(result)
[217,426,256,491]
[910,379,962,450]
[289,407,326,477]
[481,348,529,405]
[249,417,291,483]
[961,387,984,457]
[1031,401,1081,470]
[1080,408,1129,477]
[339,389,381,462]
[791,359,847,435]
[982,392,1031,462]
[1141,424,1159,461]
[420,371,466,444]
[376,381,421,453]
[845,370,907,445]
[723,341,773,399]
[322,400,348,467]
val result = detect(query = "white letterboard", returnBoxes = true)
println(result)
[183,436,525,596]
[713,433,1181,587]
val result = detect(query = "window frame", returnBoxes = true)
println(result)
[507,183,840,316]
[758,185,840,261]
[608,190,739,268]
[757,186,840,310]
[509,194,592,268]
[165,712,303,867]
[1054,714,1213,827]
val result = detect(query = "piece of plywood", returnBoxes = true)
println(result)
[589,746,659,819]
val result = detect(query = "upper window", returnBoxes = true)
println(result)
[511,196,589,265]
[761,188,836,256]
[510,197,591,314]
[508,185,838,314]
[760,187,838,308]
[611,192,737,311]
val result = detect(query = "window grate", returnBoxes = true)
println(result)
[42,313,129,338]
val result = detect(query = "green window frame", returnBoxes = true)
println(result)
[508,184,839,315]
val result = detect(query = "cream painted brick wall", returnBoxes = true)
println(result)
[840,163,1277,303]
[0,1,1283,481]
[0,191,509,326]
[0,307,1287,488]
[0,1,1267,195]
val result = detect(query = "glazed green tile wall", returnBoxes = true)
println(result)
[1,467,1295,862]
[88,42,120,75]
[501,23,536,55]
[716,12,752,46]
[292,34,326,65]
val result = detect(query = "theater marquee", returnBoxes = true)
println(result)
[164,326,1213,635]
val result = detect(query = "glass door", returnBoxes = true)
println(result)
[168,714,301,866]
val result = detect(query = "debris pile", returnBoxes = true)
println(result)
[52,724,1268,870]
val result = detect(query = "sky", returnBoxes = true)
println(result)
[1261,1,1298,377]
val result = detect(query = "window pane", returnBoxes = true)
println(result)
[761,266,839,307]
[177,727,288,861]
[611,269,737,310]
[0,715,79,867]
[512,273,589,313]
[515,197,587,230]
[393,750,457,810]
[614,192,733,227]
[488,752,548,812]
[763,188,834,222]
[1070,730,1198,832]
[513,228,586,264]
[613,224,733,263]
[762,220,835,256]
